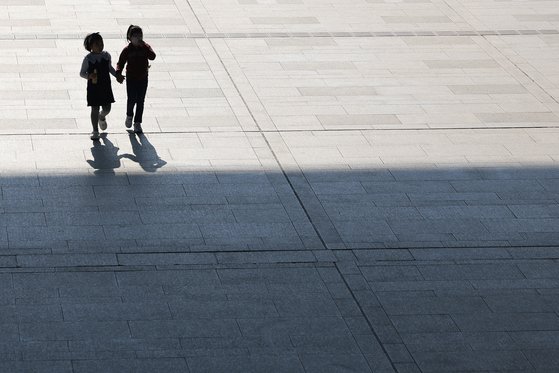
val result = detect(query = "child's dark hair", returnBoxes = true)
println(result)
[83,32,103,51]
[126,25,143,41]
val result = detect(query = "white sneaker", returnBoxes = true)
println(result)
[98,116,107,131]
[133,123,143,134]
[90,131,100,140]
[125,115,133,128]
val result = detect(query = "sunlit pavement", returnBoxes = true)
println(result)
[1,1,559,372]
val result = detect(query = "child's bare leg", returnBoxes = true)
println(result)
[90,106,100,132]
[100,104,111,119]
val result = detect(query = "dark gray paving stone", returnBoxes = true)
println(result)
[117,253,216,266]
[451,312,559,331]
[291,333,361,353]
[19,321,131,340]
[215,251,316,264]
[353,249,413,262]
[383,343,413,363]
[417,264,525,280]
[0,323,20,343]
[73,358,189,373]
[517,262,559,279]
[94,184,186,198]
[509,331,559,349]
[378,294,490,315]
[45,211,141,226]
[413,350,532,372]
[299,353,372,373]
[128,172,218,185]
[451,180,544,193]
[362,181,455,193]
[390,315,459,333]
[104,223,202,240]
[8,225,104,241]
[483,218,559,233]
[187,354,304,373]
[116,270,220,287]
[368,280,473,292]
[0,213,45,226]
[507,247,559,259]
[469,278,559,290]
[0,305,62,323]
[388,219,489,235]
[360,265,423,282]
[483,294,553,313]
[69,338,181,352]
[62,302,172,321]
[179,335,293,351]
[217,267,321,285]
[238,317,349,336]
[418,205,515,219]
[14,272,117,290]
[393,363,420,373]
[139,208,236,224]
[59,285,163,299]
[410,247,511,261]
[129,319,241,338]
[523,349,559,371]
[0,361,73,373]
[169,299,278,318]
[17,254,117,267]
[274,293,340,317]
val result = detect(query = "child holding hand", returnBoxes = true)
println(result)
[116,25,156,134]
[80,32,120,140]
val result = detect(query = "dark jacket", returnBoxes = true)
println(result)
[116,42,156,81]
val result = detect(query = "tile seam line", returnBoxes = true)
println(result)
[204,37,330,250]
[334,263,401,372]
[1,30,558,40]
[1,243,559,257]
[481,34,559,106]
[184,0,207,35]
[3,125,559,138]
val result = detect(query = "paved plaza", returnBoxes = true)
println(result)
[1,0,559,372]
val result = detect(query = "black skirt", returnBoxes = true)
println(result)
[86,57,115,107]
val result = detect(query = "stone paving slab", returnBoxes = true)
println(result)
[1,0,559,371]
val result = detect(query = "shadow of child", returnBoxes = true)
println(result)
[120,133,167,173]
[86,135,124,174]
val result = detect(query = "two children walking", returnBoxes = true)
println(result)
[80,25,156,140]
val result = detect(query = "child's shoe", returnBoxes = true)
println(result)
[99,116,107,131]
[90,131,100,140]
[125,115,133,128]
[133,123,143,134]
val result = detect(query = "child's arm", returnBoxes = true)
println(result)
[107,52,117,77]
[79,56,89,79]
[144,42,156,60]
[115,47,128,76]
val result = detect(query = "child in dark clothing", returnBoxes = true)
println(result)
[80,32,120,140]
[116,25,156,134]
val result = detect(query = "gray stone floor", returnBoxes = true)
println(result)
[1,0,559,372]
